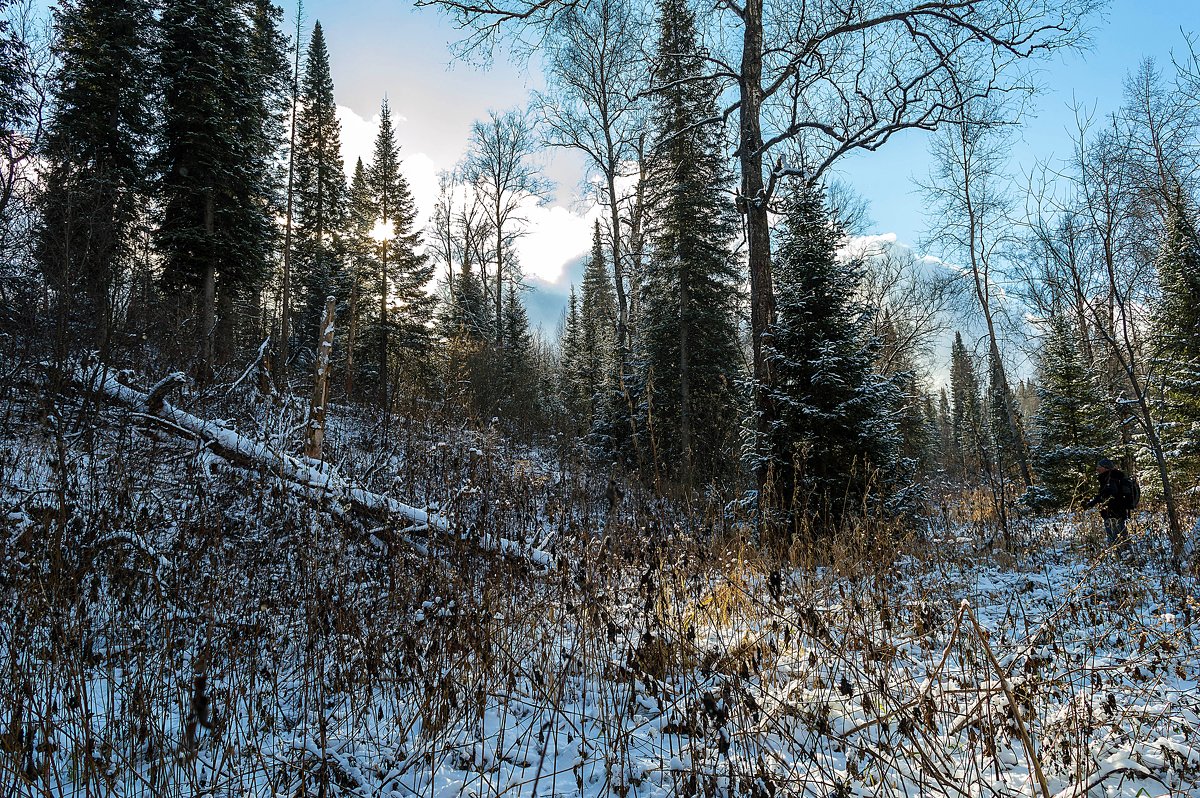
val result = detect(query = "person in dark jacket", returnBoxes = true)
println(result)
[1083,457,1131,551]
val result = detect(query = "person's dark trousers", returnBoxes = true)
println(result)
[1104,516,1129,552]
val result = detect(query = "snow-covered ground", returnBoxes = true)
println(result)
[1,376,1197,797]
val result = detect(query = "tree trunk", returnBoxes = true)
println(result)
[739,0,776,501]
[279,4,302,388]
[201,190,216,383]
[679,265,692,484]
[379,238,389,411]
[305,296,335,460]
[495,218,504,347]
[346,260,358,400]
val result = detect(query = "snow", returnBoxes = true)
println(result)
[2,370,1198,798]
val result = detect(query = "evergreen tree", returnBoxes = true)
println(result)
[293,20,346,345]
[936,388,955,484]
[950,332,987,484]
[35,0,155,354]
[638,0,741,485]
[762,183,903,533]
[340,158,372,399]
[0,2,28,142]
[1154,194,1200,481]
[988,351,1031,483]
[558,286,587,420]
[156,0,282,373]
[578,221,616,425]
[1031,315,1118,506]
[499,282,536,418]
[242,0,290,339]
[878,313,931,480]
[362,99,435,405]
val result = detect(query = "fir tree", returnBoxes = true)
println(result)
[35,0,155,354]
[293,20,346,345]
[1031,315,1118,506]
[340,158,372,399]
[638,0,742,485]
[1154,194,1200,481]
[578,221,616,426]
[499,282,536,417]
[156,0,282,373]
[362,99,435,405]
[988,351,1032,483]
[950,332,987,484]
[763,183,903,533]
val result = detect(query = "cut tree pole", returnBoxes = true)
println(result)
[305,296,336,460]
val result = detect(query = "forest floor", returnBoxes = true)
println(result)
[1,365,1198,797]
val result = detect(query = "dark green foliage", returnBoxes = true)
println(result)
[339,158,372,400]
[559,287,586,418]
[987,351,1031,482]
[359,100,435,403]
[950,332,987,484]
[637,0,741,486]
[499,282,537,418]
[1031,315,1118,507]
[762,183,903,531]
[293,21,346,346]
[35,0,155,353]
[567,221,617,429]
[155,0,285,363]
[0,1,28,139]
[1154,196,1200,482]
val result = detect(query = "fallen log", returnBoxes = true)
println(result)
[75,364,552,569]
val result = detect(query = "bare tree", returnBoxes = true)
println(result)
[532,0,646,357]
[922,98,1034,488]
[462,108,552,346]
[855,240,957,378]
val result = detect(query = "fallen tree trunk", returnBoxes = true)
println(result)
[75,364,552,568]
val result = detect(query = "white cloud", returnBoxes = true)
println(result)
[516,199,602,284]
[336,104,598,287]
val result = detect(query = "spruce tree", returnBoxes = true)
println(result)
[243,0,290,341]
[293,20,346,346]
[156,0,281,373]
[1031,315,1118,507]
[988,351,1032,484]
[340,158,372,399]
[578,221,616,426]
[1154,195,1200,482]
[936,388,955,484]
[950,332,987,484]
[638,0,741,485]
[35,0,155,355]
[0,3,27,142]
[499,282,536,418]
[363,99,434,405]
[763,183,903,533]
[558,286,587,420]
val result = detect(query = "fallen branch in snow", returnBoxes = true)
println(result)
[73,364,552,569]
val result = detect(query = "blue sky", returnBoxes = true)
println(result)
[834,0,1199,248]
[307,0,1198,268]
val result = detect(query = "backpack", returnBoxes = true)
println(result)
[1119,473,1140,510]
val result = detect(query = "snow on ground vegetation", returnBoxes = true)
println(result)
[1,370,1198,797]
